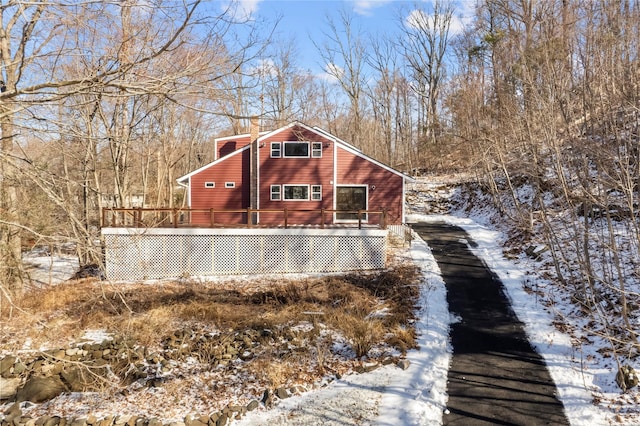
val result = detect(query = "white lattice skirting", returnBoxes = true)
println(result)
[102,228,388,280]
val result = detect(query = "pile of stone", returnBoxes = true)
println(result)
[1,327,410,426]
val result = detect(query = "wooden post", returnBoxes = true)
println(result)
[247,208,253,227]
[284,209,288,228]
[381,209,387,229]
[210,208,215,227]
[358,210,362,229]
[173,208,178,228]
[320,208,325,229]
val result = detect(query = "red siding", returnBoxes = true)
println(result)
[216,135,251,159]
[185,123,405,227]
[336,147,403,225]
[189,149,250,225]
[258,126,335,226]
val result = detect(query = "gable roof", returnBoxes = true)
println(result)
[176,144,250,186]
[176,121,414,185]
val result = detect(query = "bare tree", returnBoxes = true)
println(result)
[400,0,454,158]
[315,8,368,149]
[0,0,271,293]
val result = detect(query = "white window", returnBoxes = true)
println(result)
[283,185,309,200]
[225,182,235,188]
[204,182,215,188]
[283,142,309,157]
[270,185,281,201]
[271,142,281,158]
[311,185,322,201]
[312,142,322,158]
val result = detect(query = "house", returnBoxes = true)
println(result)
[176,121,411,227]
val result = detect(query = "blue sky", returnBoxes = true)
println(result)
[223,0,476,75]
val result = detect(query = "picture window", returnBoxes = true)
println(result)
[283,142,309,157]
[283,185,309,200]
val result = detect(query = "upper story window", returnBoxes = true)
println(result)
[284,142,309,157]
[271,142,281,158]
[312,142,322,158]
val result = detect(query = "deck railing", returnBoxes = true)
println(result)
[102,207,387,230]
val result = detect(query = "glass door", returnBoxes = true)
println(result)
[336,186,367,221]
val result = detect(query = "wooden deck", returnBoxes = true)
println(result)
[102,207,388,230]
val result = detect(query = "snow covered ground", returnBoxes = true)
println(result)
[236,213,611,425]
[10,177,637,425]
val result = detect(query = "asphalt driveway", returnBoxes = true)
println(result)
[411,222,568,426]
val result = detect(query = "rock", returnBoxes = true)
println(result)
[246,400,259,412]
[616,365,639,391]
[0,356,16,377]
[206,413,219,426]
[16,376,67,403]
[13,361,27,376]
[61,368,89,392]
[4,402,21,417]
[43,416,62,426]
[215,413,228,426]
[0,377,21,400]
[183,416,196,426]
[147,419,162,426]
[275,387,289,399]
[397,359,411,370]
[69,264,105,280]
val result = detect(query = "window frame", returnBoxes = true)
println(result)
[270,185,281,201]
[283,141,310,158]
[283,184,310,201]
[204,182,215,188]
[311,185,322,201]
[311,142,323,158]
[225,182,235,188]
[270,142,281,158]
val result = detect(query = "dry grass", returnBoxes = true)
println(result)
[1,265,421,396]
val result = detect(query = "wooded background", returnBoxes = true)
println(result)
[1,0,638,338]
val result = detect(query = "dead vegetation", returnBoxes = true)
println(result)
[0,265,421,416]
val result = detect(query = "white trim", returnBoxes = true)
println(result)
[176,144,250,184]
[311,185,322,201]
[270,142,281,158]
[312,126,361,152]
[335,184,369,223]
[102,227,387,237]
[214,130,269,143]
[214,131,268,161]
[311,142,323,158]
[204,182,215,188]
[225,182,236,188]
[270,184,281,201]
[283,184,310,201]
[283,141,310,158]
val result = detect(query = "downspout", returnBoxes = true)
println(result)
[250,116,259,224]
